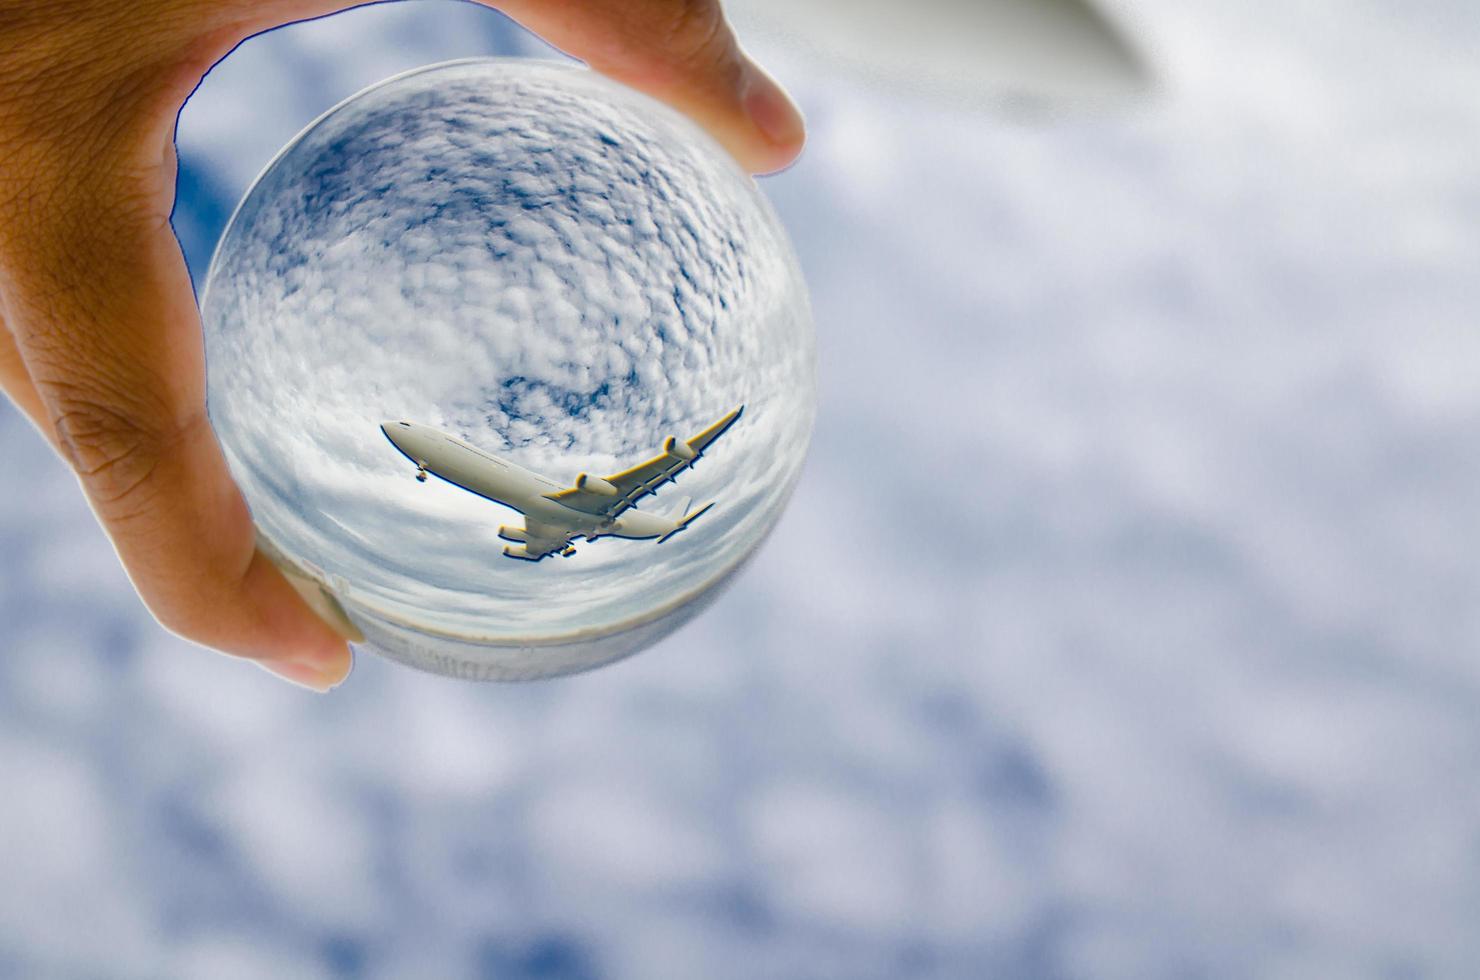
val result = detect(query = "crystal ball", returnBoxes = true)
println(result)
[200,59,815,680]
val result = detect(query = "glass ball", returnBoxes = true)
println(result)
[201,59,815,680]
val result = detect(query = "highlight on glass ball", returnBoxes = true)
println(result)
[201,59,816,681]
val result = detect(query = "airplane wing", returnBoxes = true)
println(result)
[500,517,578,562]
[544,405,744,520]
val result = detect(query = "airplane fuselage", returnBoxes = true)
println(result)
[380,421,677,541]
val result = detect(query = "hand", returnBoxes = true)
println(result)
[0,0,804,691]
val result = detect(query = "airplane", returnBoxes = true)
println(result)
[380,406,744,562]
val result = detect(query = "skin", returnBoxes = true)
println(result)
[0,0,805,692]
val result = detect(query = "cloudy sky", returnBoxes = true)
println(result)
[4,0,1480,977]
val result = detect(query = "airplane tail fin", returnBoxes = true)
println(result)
[659,498,716,544]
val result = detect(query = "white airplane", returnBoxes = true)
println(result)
[380,406,743,562]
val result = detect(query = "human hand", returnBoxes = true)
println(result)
[0,0,804,691]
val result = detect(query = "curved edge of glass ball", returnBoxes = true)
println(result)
[265,533,759,681]
[209,58,815,681]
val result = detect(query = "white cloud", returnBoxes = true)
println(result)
[201,758,384,930]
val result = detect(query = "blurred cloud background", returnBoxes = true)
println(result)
[4,0,1480,977]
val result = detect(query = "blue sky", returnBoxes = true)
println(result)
[4,1,1480,977]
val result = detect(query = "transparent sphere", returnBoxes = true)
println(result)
[201,59,815,680]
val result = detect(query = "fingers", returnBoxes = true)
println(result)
[217,0,805,174]
[0,173,352,692]
[497,0,805,173]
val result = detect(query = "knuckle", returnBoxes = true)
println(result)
[48,386,184,516]
[656,1,733,70]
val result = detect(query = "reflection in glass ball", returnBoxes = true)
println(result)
[201,60,815,680]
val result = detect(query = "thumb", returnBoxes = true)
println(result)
[0,163,353,692]
[496,0,805,173]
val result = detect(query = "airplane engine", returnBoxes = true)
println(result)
[498,525,528,543]
[502,544,532,560]
[576,473,619,496]
[664,436,696,461]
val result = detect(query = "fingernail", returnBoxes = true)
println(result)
[258,647,353,694]
[743,63,806,151]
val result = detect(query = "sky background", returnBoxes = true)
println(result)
[4,0,1480,977]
